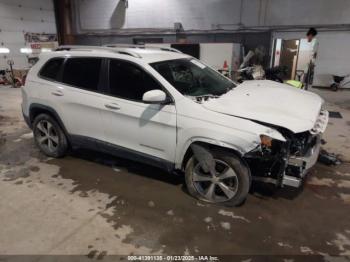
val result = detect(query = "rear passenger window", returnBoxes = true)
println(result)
[39,58,64,81]
[108,59,162,101]
[62,58,102,91]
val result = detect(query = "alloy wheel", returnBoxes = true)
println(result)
[35,120,59,153]
[192,159,239,203]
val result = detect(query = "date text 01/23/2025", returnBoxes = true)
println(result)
[127,255,219,261]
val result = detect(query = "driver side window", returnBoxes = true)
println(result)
[108,59,162,101]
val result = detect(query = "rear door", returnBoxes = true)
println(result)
[101,58,177,163]
[59,57,107,141]
[38,57,107,141]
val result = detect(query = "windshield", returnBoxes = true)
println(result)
[150,58,236,97]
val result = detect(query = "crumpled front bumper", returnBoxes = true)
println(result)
[283,135,322,187]
[282,110,328,188]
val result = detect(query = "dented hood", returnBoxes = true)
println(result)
[202,80,323,133]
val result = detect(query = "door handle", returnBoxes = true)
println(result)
[105,103,120,110]
[51,90,64,96]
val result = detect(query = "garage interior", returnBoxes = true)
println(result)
[0,0,350,260]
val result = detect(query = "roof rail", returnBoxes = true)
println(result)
[55,45,142,58]
[103,44,143,49]
[154,46,183,54]
[103,44,183,54]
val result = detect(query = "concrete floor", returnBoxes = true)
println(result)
[0,86,350,258]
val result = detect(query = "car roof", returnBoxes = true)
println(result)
[40,45,191,64]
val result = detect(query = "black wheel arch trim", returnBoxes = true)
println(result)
[182,141,252,183]
[29,103,71,143]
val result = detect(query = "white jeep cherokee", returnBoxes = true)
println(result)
[22,45,328,206]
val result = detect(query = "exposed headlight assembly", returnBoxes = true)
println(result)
[260,135,273,148]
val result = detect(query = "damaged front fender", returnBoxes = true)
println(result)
[260,127,286,142]
[174,116,287,170]
[176,137,249,170]
[190,143,216,174]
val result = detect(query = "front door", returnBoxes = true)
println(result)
[101,59,177,163]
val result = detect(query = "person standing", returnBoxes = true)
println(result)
[304,28,319,89]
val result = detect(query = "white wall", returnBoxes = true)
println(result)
[76,0,243,31]
[199,43,241,71]
[74,0,350,32]
[260,0,350,26]
[273,31,350,88]
[313,32,350,88]
[73,0,350,88]
[0,0,56,69]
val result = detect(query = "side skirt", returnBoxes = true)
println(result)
[69,135,175,173]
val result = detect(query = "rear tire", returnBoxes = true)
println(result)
[331,83,338,92]
[33,114,68,158]
[185,150,251,206]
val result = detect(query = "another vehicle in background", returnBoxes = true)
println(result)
[331,74,350,91]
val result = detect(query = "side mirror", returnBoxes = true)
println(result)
[142,90,170,104]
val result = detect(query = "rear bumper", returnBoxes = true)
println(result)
[283,135,321,187]
[22,107,32,129]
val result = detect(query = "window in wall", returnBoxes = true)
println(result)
[108,59,162,101]
[62,58,102,91]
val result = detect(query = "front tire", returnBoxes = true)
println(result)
[33,114,68,158]
[185,151,251,206]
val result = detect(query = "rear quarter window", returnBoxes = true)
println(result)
[39,58,64,81]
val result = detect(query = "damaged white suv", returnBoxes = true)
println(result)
[22,45,328,206]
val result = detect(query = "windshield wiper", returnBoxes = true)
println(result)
[188,94,219,103]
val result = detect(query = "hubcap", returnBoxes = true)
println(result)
[192,159,239,203]
[35,120,59,153]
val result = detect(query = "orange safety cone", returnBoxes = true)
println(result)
[223,60,228,70]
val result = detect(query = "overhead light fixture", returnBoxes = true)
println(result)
[20,47,33,54]
[0,47,10,53]
[41,48,52,52]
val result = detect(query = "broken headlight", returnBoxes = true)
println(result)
[260,135,273,148]
[259,134,287,156]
